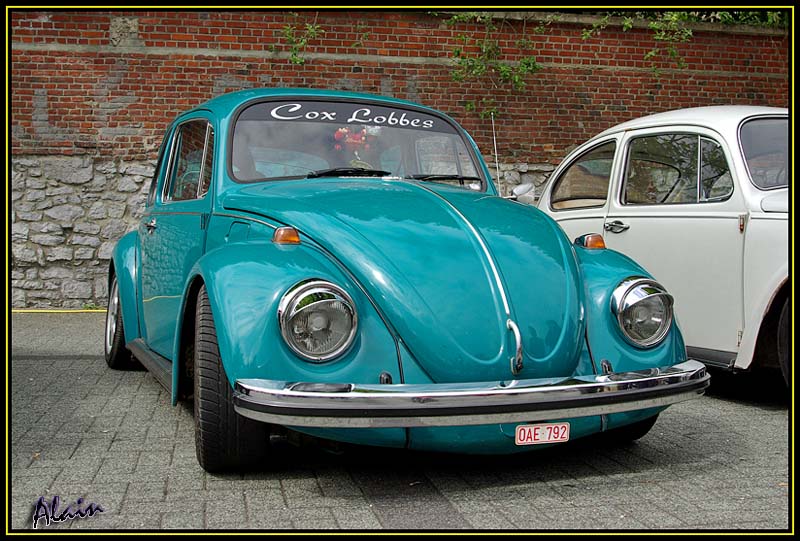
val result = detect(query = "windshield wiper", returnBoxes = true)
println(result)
[307,167,391,179]
[410,174,482,183]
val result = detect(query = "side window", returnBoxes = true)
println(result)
[624,134,699,205]
[165,120,210,202]
[549,141,615,210]
[699,138,733,202]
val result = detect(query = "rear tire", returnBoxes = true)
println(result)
[193,285,269,472]
[778,299,790,387]
[104,275,138,369]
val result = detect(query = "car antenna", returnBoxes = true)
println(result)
[491,111,501,185]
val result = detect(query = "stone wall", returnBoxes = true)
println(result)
[488,162,555,198]
[11,157,153,308]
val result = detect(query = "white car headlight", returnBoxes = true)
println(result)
[611,277,674,348]
[278,280,358,362]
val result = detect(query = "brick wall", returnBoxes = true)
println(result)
[9,9,790,307]
[11,10,789,161]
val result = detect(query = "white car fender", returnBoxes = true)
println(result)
[736,260,789,371]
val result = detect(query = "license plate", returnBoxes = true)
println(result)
[515,422,570,445]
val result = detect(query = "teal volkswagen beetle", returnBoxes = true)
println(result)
[105,88,709,472]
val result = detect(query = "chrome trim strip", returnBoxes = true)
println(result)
[214,212,278,229]
[233,360,709,428]
[507,319,523,375]
[148,211,202,216]
[413,184,511,316]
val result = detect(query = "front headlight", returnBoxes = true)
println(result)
[278,280,358,362]
[611,277,674,348]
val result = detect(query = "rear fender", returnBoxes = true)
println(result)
[110,231,142,343]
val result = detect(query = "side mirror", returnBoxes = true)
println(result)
[504,183,534,200]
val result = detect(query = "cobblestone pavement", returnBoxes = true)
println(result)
[9,313,792,531]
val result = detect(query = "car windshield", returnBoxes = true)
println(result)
[740,117,788,190]
[231,100,484,191]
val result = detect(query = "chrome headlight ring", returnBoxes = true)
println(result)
[278,279,358,362]
[610,277,674,348]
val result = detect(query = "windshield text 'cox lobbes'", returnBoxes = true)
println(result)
[269,103,435,129]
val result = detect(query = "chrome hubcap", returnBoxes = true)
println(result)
[105,280,119,356]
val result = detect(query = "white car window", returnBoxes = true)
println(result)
[549,141,615,210]
[623,133,732,205]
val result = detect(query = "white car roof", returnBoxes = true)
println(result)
[591,105,788,141]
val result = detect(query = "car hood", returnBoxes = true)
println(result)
[223,179,585,383]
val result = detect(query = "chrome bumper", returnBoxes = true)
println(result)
[233,360,709,428]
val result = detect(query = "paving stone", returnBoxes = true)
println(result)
[10,313,791,531]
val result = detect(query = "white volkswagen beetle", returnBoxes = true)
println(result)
[536,106,789,385]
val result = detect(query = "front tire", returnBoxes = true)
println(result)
[193,285,269,472]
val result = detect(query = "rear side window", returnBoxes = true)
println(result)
[623,133,733,205]
[549,141,616,210]
[165,120,213,202]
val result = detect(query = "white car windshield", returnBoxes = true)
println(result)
[231,100,484,191]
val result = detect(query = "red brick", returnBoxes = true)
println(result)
[9,10,789,162]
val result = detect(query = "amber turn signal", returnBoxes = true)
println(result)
[273,226,301,245]
[574,233,605,249]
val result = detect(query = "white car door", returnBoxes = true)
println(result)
[537,137,620,242]
[602,126,746,366]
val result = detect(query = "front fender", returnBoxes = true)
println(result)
[575,246,687,374]
[182,240,401,400]
[110,231,141,344]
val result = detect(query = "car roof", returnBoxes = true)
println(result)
[590,105,788,142]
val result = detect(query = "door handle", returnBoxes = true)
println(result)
[604,220,630,234]
[145,218,157,234]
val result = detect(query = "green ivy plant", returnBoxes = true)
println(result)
[268,10,786,114]
[582,10,787,74]
[444,12,543,118]
[351,22,371,48]
[280,12,325,65]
